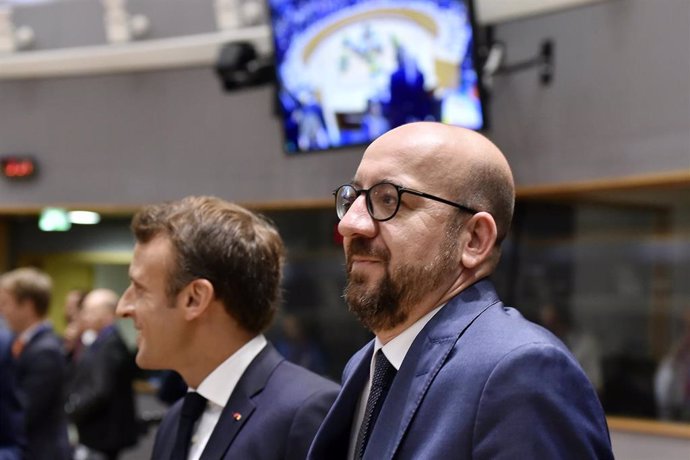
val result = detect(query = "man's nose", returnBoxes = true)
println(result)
[338,195,377,239]
[116,287,134,317]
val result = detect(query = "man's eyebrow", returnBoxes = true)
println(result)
[128,272,142,287]
[350,177,397,188]
[353,178,399,188]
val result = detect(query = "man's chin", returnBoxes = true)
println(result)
[345,278,379,303]
[134,352,147,369]
[348,266,384,287]
[345,276,410,332]
[135,349,159,370]
[347,299,408,333]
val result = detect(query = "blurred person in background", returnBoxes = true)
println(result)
[274,313,328,376]
[538,301,604,394]
[62,289,86,362]
[116,196,339,460]
[0,267,71,460]
[0,321,25,459]
[655,306,690,421]
[65,289,138,460]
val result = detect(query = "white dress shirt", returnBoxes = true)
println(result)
[347,305,444,460]
[187,334,267,460]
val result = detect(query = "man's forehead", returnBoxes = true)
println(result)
[131,237,171,272]
[355,149,450,191]
[135,234,172,255]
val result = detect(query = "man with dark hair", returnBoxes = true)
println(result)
[308,122,613,459]
[0,267,71,460]
[65,288,138,460]
[117,196,338,459]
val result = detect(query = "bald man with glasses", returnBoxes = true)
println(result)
[308,122,613,460]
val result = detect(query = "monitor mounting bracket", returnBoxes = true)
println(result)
[482,39,554,90]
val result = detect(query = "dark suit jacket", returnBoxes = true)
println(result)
[15,324,71,460]
[0,327,25,460]
[65,326,138,453]
[309,279,614,460]
[152,343,339,460]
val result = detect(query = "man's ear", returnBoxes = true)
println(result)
[178,279,215,321]
[461,212,498,269]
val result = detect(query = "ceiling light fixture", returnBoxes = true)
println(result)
[68,210,101,225]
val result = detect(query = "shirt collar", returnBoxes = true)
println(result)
[194,334,267,408]
[89,324,117,349]
[19,321,49,344]
[374,304,445,371]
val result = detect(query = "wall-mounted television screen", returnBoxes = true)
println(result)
[267,0,485,154]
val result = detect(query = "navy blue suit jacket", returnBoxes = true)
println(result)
[0,327,25,460]
[152,343,339,459]
[309,279,614,459]
[15,325,71,460]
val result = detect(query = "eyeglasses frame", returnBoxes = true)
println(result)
[333,182,479,222]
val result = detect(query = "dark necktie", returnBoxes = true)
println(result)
[355,350,397,459]
[170,391,207,460]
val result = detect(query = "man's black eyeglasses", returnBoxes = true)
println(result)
[333,182,478,222]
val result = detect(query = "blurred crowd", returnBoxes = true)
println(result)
[0,267,140,460]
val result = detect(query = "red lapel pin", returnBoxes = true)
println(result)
[233,412,242,421]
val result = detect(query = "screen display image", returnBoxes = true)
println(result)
[268,0,484,153]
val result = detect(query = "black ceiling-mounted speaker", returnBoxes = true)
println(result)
[215,41,275,92]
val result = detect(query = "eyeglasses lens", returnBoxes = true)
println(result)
[369,183,398,220]
[336,185,356,219]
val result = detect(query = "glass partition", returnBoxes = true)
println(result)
[496,183,690,423]
[3,180,689,425]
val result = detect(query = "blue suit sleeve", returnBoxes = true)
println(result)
[18,345,66,431]
[0,336,26,460]
[473,343,613,460]
[150,401,180,460]
[285,384,339,460]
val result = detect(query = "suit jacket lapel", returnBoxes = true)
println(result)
[21,324,49,352]
[152,403,182,459]
[365,279,500,459]
[308,342,373,460]
[17,324,50,368]
[199,343,283,460]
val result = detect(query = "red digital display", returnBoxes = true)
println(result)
[1,156,37,179]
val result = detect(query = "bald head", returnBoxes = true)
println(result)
[361,122,515,242]
[81,288,119,332]
[340,122,515,336]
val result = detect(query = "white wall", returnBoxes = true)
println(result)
[0,0,688,210]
